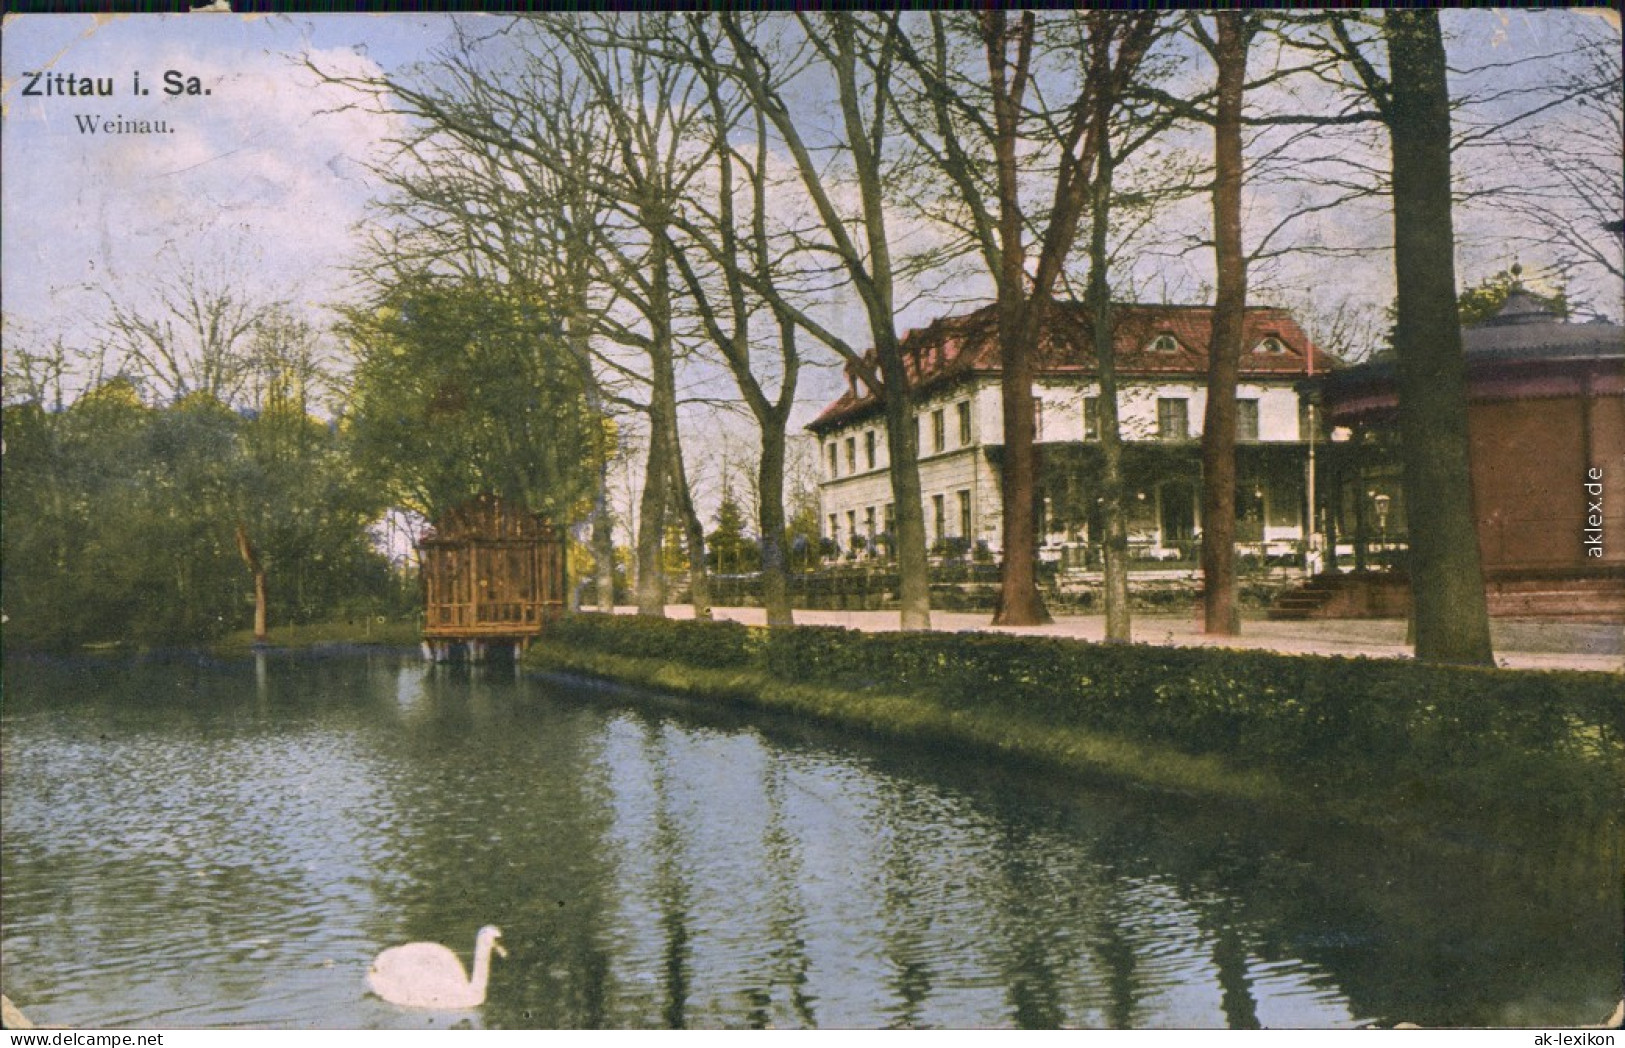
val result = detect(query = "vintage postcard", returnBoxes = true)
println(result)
[2,10,1621,1034]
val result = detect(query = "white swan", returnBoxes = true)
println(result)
[367,925,507,1009]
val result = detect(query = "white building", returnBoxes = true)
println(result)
[806,302,1336,567]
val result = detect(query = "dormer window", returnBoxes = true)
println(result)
[1148,333,1180,353]
[1255,336,1287,354]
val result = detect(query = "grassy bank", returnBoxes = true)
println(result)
[526,613,1624,834]
[527,644,1287,805]
[209,619,421,658]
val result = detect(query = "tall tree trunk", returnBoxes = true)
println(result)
[566,303,618,615]
[667,439,712,621]
[635,424,670,617]
[717,13,932,631]
[1200,13,1249,637]
[252,570,268,642]
[831,15,931,632]
[984,11,1052,628]
[685,68,797,629]
[235,522,268,643]
[750,122,799,630]
[636,240,676,619]
[992,324,1051,625]
[879,355,932,630]
[757,422,794,626]
[591,479,616,612]
[1089,132,1132,644]
[1384,9,1494,665]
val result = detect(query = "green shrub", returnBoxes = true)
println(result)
[545,613,756,668]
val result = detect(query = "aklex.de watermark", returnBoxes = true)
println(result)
[1584,466,1605,558]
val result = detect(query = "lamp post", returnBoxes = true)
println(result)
[1373,492,1392,569]
[1305,391,1318,574]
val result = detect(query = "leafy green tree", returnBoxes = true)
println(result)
[3,387,246,646]
[2,374,400,650]
[3,380,149,648]
[239,408,394,629]
[1457,267,1568,327]
[124,392,251,641]
[342,277,602,525]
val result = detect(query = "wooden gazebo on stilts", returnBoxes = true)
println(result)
[417,493,566,662]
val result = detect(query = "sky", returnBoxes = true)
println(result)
[2,10,1620,428]
[2,14,426,340]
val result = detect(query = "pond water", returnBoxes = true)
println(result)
[1,652,1618,1030]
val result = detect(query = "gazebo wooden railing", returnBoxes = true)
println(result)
[418,494,566,661]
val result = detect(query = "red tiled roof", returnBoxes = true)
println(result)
[807,301,1336,432]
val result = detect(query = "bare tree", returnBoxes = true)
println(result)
[656,15,813,626]
[317,15,714,618]
[102,267,278,407]
[1492,28,1623,311]
[1072,14,1174,645]
[884,11,1160,627]
[713,12,937,630]
[1,315,87,410]
[558,14,717,619]
[1121,12,1395,635]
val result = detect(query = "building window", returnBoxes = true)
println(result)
[828,513,839,547]
[846,509,857,551]
[845,436,856,473]
[865,506,877,545]
[884,502,895,538]
[1149,333,1180,353]
[933,494,946,546]
[932,408,946,453]
[1033,396,1044,441]
[1255,336,1286,354]
[1157,398,1189,442]
[1237,398,1259,442]
[1083,395,1099,440]
[957,400,972,446]
[865,429,876,470]
[827,442,838,478]
[957,489,972,540]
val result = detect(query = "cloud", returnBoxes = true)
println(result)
[2,16,406,338]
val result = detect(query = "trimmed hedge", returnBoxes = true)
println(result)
[537,613,1624,820]
[545,613,756,668]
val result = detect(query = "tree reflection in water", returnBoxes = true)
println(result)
[0,654,1617,1029]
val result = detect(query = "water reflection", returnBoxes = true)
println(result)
[1,653,1618,1029]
